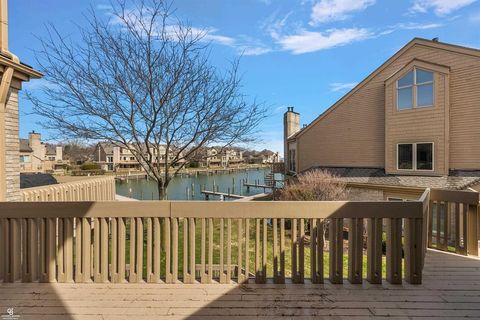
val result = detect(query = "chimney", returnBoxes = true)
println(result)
[283,106,300,169]
[56,146,63,161]
[0,0,9,52]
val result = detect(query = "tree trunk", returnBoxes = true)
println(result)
[157,180,167,200]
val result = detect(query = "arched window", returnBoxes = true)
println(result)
[397,68,433,110]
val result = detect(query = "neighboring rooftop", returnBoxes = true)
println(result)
[19,138,32,153]
[311,167,480,190]
[20,173,58,189]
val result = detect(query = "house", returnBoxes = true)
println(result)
[19,131,66,173]
[202,147,244,167]
[284,38,480,200]
[94,142,185,172]
[244,149,279,164]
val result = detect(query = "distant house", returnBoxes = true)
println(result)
[93,142,185,172]
[284,38,480,200]
[19,131,65,173]
[202,147,244,167]
[244,149,279,164]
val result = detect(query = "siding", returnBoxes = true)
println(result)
[295,41,480,173]
[5,89,20,201]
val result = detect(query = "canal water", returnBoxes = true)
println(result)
[116,168,272,200]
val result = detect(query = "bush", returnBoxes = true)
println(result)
[279,169,347,201]
[80,162,100,170]
[188,161,200,168]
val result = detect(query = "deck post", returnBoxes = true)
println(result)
[467,203,479,256]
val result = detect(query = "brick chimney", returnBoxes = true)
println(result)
[283,107,300,167]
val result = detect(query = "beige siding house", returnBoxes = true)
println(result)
[285,38,480,199]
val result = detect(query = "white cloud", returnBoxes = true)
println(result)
[330,82,358,92]
[240,46,273,56]
[380,21,444,35]
[310,0,376,25]
[277,28,373,54]
[410,0,477,16]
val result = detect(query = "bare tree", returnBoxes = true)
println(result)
[279,170,347,201]
[27,0,267,199]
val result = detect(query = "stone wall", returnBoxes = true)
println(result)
[4,89,20,201]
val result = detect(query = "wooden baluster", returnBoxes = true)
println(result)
[3,219,10,282]
[329,218,343,284]
[172,218,178,282]
[0,219,5,282]
[386,218,402,284]
[273,218,279,283]
[136,218,144,282]
[348,218,363,284]
[310,218,317,284]
[404,218,423,284]
[262,218,267,284]
[237,218,243,283]
[83,218,93,283]
[201,218,207,283]
[455,203,461,254]
[460,203,468,255]
[244,218,250,284]
[255,218,260,283]
[427,200,434,248]
[467,203,479,256]
[147,218,153,282]
[226,218,232,283]
[299,218,305,284]
[315,219,324,284]
[220,218,226,283]
[110,218,118,283]
[189,218,196,284]
[291,218,298,283]
[153,218,161,283]
[280,218,286,284]
[442,202,449,251]
[183,218,188,283]
[57,218,65,283]
[367,217,382,284]
[20,219,28,282]
[208,218,213,283]
[435,202,441,248]
[164,218,173,283]
[22,218,39,282]
[42,218,57,283]
[9,219,20,283]
[129,218,136,282]
[76,218,84,282]
[64,218,74,283]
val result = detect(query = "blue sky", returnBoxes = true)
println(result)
[10,0,480,153]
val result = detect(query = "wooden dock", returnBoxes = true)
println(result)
[200,190,245,200]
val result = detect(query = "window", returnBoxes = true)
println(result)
[20,155,30,163]
[397,68,433,110]
[397,143,433,171]
[289,149,296,172]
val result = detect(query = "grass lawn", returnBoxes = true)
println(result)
[124,218,392,281]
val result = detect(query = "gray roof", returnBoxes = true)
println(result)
[20,173,58,189]
[19,139,32,152]
[310,167,480,190]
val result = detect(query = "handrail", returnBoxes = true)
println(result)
[0,200,424,219]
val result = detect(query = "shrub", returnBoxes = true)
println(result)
[279,169,347,201]
[80,162,100,170]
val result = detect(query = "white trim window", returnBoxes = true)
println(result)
[397,142,434,171]
[397,68,434,110]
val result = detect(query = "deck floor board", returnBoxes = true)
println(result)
[1,249,480,319]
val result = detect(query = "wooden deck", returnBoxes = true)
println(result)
[0,249,479,319]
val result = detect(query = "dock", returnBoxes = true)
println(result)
[201,190,245,200]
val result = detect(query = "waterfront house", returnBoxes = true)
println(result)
[244,149,280,164]
[202,147,245,167]
[18,131,66,173]
[284,38,480,200]
[94,142,185,172]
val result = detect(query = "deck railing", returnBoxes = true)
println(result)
[426,189,479,256]
[0,198,427,285]
[20,176,116,202]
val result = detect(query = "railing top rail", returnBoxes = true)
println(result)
[0,200,423,219]
[430,188,479,205]
[20,176,115,192]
